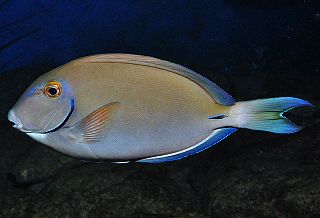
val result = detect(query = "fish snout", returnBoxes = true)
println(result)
[8,109,26,132]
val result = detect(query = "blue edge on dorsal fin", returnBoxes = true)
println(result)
[136,127,237,163]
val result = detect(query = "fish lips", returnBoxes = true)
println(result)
[8,110,32,133]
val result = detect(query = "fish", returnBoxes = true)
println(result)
[7,54,314,163]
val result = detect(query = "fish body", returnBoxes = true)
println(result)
[8,54,314,163]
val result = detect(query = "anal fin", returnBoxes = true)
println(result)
[136,127,237,163]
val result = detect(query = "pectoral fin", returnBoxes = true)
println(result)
[67,102,120,143]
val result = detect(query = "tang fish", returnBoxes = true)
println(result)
[8,54,314,163]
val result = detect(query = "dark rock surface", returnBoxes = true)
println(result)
[207,127,320,218]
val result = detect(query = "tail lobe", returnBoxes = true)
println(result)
[229,97,314,134]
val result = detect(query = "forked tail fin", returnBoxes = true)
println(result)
[230,97,314,134]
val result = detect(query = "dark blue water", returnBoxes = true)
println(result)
[1,0,319,74]
[1,1,319,217]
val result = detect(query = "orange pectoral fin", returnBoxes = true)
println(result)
[68,102,120,143]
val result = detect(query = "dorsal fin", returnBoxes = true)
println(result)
[75,54,236,106]
[136,127,237,163]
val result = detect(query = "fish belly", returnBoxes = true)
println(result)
[66,63,218,159]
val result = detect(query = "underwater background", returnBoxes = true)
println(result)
[0,0,320,217]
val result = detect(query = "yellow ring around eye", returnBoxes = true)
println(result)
[44,81,62,98]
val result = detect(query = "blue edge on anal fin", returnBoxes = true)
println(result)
[136,127,237,163]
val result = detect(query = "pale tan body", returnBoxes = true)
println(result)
[32,55,230,160]
[11,54,309,162]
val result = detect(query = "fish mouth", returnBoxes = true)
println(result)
[8,110,32,133]
[12,124,32,133]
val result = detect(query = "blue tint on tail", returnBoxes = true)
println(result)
[238,97,314,134]
[251,97,313,112]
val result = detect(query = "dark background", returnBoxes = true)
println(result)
[0,0,319,217]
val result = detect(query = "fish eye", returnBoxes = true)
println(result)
[44,81,62,98]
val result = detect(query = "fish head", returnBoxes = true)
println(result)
[8,77,75,133]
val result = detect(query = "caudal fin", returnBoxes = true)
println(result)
[230,97,314,134]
